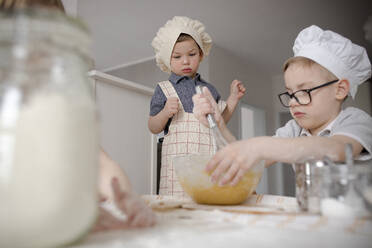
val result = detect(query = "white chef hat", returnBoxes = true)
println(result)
[151,16,212,73]
[293,25,371,99]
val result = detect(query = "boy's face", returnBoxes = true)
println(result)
[284,63,342,135]
[170,39,202,78]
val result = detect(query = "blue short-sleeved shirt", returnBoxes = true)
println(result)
[150,72,221,134]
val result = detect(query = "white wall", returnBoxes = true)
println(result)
[90,71,157,194]
[240,104,269,194]
[208,45,276,138]
[106,57,210,89]
[75,0,372,76]
[105,58,167,89]
[343,82,371,115]
[61,0,77,17]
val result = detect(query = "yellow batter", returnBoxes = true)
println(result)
[180,171,262,205]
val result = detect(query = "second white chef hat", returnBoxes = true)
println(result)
[293,25,371,98]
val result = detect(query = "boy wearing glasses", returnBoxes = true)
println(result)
[192,25,372,186]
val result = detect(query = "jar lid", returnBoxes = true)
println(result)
[0,8,92,64]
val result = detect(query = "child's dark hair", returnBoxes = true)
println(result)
[176,33,203,56]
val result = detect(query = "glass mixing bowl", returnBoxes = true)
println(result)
[173,153,264,205]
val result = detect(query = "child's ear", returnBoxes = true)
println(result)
[335,79,350,100]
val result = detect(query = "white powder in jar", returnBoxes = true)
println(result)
[0,92,99,248]
[320,198,355,219]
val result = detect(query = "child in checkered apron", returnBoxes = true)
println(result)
[149,16,246,196]
[193,25,372,187]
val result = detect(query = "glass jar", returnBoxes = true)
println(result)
[295,157,372,217]
[294,158,328,213]
[319,162,372,218]
[0,8,99,248]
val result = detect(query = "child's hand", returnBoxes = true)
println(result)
[205,138,262,186]
[193,87,224,129]
[229,80,246,101]
[163,97,179,118]
[93,178,156,232]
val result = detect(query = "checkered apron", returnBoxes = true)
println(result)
[158,81,226,196]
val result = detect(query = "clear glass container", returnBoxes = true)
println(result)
[319,163,372,218]
[0,8,99,248]
[295,158,372,217]
[294,158,327,213]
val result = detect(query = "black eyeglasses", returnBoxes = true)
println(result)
[278,79,339,108]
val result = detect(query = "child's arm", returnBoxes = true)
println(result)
[148,97,179,134]
[206,135,363,186]
[221,80,246,123]
[94,178,156,231]
[98,149,132,199]
[192,87,364,186]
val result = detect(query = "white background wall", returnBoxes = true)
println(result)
[91,72,157,194]
[61,0,77,17]
[68,0,372,75]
